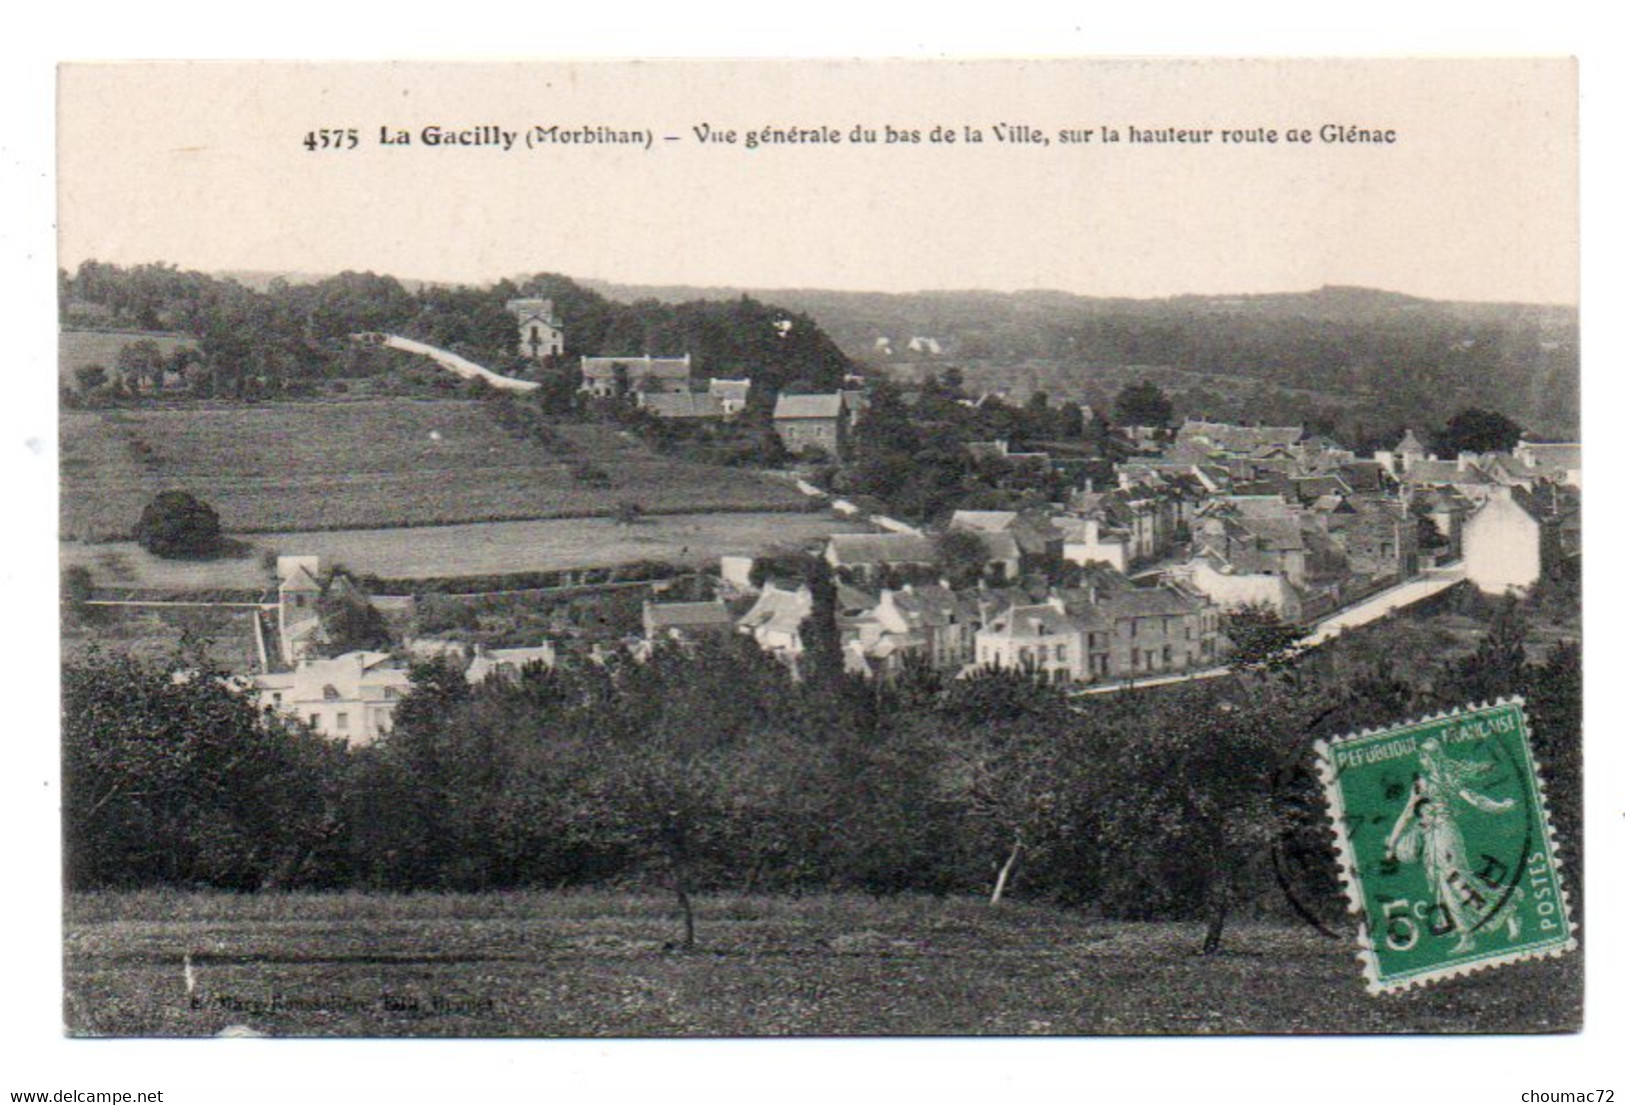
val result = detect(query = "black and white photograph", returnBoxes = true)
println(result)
[10,36,1622,1103]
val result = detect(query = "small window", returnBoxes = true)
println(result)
[336,712,349,731]
[323,684,340,701]
[271,692,282,705]
[308,713,320,728]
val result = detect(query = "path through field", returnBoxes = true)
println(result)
[366,334,538,393]
[63,891,1580,1037]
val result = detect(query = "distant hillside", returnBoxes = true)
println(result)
[585,281,1579,440]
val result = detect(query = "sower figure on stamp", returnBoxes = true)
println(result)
[1385,739,1524,953]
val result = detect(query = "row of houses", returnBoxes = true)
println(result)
[735,569,1221,687]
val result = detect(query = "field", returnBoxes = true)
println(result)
[63,890,1581,1037]
[59,329,199,388]
[61,511,869,591]
[60,398,809,540]
[61,604,261,670]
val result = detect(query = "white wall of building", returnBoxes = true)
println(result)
[1461,490,1543,595]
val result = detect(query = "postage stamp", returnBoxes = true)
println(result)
[1315,698,1577,995]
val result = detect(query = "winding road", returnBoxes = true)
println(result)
[354,333,540,393]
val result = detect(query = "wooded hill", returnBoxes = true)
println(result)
[588,280,1579,440]
[59,263,854,400]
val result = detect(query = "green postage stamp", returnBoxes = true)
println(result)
[1315,698,1577,994]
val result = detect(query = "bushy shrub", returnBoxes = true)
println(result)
[133,490,222,558]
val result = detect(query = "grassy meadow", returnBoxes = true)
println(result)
[61,510,869,592]
[60,398,808,541]
[63,890,1581,1038]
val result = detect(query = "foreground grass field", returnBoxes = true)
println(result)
[60,399,808,539]
[63,891,1581,1037]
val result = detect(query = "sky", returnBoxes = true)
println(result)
[57,58,1578,304]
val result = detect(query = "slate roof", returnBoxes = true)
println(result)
[1404,459,1490,486]
[254,650,410,701]
[737,585,812,634]
[1518,442,1581,473]
[640,392,725,419]
[580,355,692,380]
[826,532,938,567]
[1099,586,1204,618]
[1178,420,1305,453]
[774,393,845,420]
[986,603,1078,639]
[644,600,735,631]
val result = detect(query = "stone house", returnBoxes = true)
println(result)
[580,354,693,398]
[773,393,848,457]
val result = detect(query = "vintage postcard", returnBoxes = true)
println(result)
[56,58,1580,1037]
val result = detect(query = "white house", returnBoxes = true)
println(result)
[505,298,565,360]
[254,650,412,745]
[1060,516,1131,573]
[708,378,753,417]
[973,597,1092,686]
[736,582,814,660]
[1461,486,1546,595]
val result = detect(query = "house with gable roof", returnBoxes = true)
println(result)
[773,392,848,457]
[824,532,940,583]
[974,597,1088,685]
[844,583,980,678]
[1462,485,1561,595]
[1514,440,1581,487]
[643,599,736,642]
[505,298,565,360]
[276,555,325,664]
[580,354,694,399]
[253,650,413,745]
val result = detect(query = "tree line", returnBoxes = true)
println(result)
[60,262,854,402]
[62,593,1579,952]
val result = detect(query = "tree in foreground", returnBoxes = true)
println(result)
[62,648,344,889]
[133,489,222,558]
[1086,678,1322,954]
